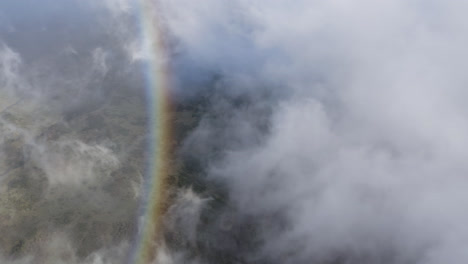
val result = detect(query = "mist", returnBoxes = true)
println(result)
[2,0,468,263]
[0,0,146,263]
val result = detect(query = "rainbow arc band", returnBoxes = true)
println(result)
[131,0,174,263]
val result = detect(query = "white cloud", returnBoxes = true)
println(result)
[0,44,22,95]
[166,0,468,262]
[31,140,119,186]
[92,48,109,76]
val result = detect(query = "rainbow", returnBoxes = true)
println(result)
[130,0,173,263]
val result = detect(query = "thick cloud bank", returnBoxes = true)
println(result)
[163,0,468,263]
